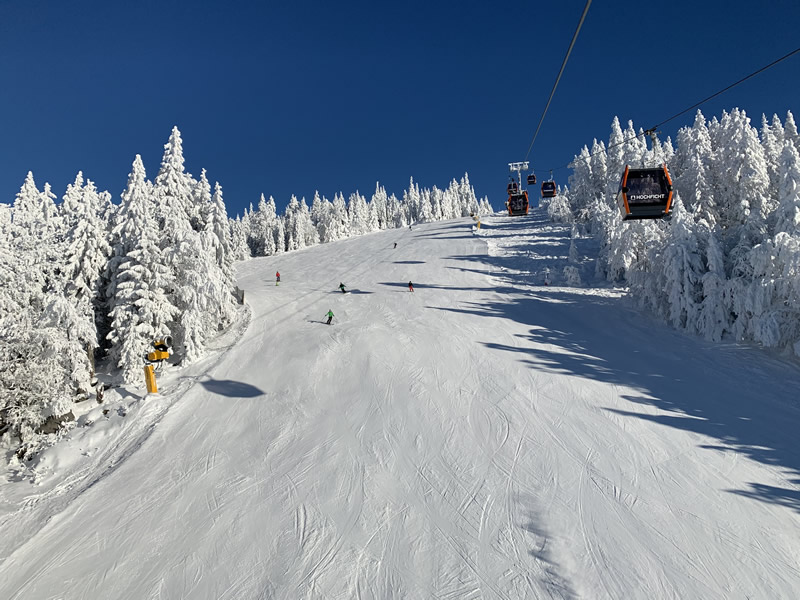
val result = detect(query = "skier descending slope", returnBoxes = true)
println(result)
[339,282,347,294]
[276,271,280,286]
[325,309,334,325]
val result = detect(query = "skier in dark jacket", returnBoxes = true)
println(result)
[325,310,334,325]
[408,281,414,292]
[339,282,347,294]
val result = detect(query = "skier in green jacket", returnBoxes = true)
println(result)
[325,310,334,325]
[339,282,347,294]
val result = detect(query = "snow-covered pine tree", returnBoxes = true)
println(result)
[589,139,608,207]
[298,197,319,246]
[740,140,800,354]
[653,197,704,331]
[365,193,380,232]
[347,191,369,235]
[8,173,62,295]
[273,211,286,254]
[249,195,271,256]
[621,120,647,168]
[0,290,88,455]
[696,226,730,342]
[229,215,251,261]
[418,188,434,223]
[154,126,195,243]
[388,193,407,228]
[673,111,717,227]
[438,184,455,220]
[568,146,594,219]
[207,182,235,281]
[458,174,480,217]
[191,168,212,232]
[547,192,573,223]
[605,117,626,204]
[107,156,178,383]
[404,177,421,223]
[313,195,335,243]
[761,114,783,198]
[310,191,329,239]
[284,196,302,251]
[60,173,113,382]
[774,140,800,236]
[329,192,350,240]
[169,228,215,363]
[713,109,771,238]
[784,110,800,153]
[369,184,388,228]
[428,186,444,220]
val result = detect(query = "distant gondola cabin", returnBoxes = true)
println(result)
[541,180,557,198]
[616,165,674,220]
[507,191,529,216]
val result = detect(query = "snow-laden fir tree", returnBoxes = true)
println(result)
[230,215,251,261]
[249,195,273,256]
[1,174,93,450]
[298,197,319,247]
[329,193,350,240]
[741,141,800,353]
[784,110,800,153]
[673,111,717,227]
[283,196,301,251]
[191,169,212,232]
[370,184,389,229]
[346,191,368,235]
[652,197,704,331]
[696,226,730,342]
[107,156,178,382]
[365,192,380,232]
[404,177,421,223]
[60,172,113,381]
[207,181,235,280]
[605,117,626,203]
[310,192,330,241]
[568,146,595,219]
[154,126,195,237]
[761,114,784,199]
[589,139,608,206]
[773,140,800,237]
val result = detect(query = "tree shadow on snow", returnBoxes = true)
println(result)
[432,250,800,516]
[200,378,264,398]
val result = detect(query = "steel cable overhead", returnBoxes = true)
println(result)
[524,0,592,162]
[547,45,800,173]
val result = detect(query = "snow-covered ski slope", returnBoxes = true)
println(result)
[3,210,800,599]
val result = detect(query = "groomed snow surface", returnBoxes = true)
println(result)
[3,210,800,599]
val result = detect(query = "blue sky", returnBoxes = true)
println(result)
[2,0,799,218]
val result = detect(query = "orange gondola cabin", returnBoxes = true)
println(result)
[616,164,674,220]
[540,180,557,198]
[507,190,530,216]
